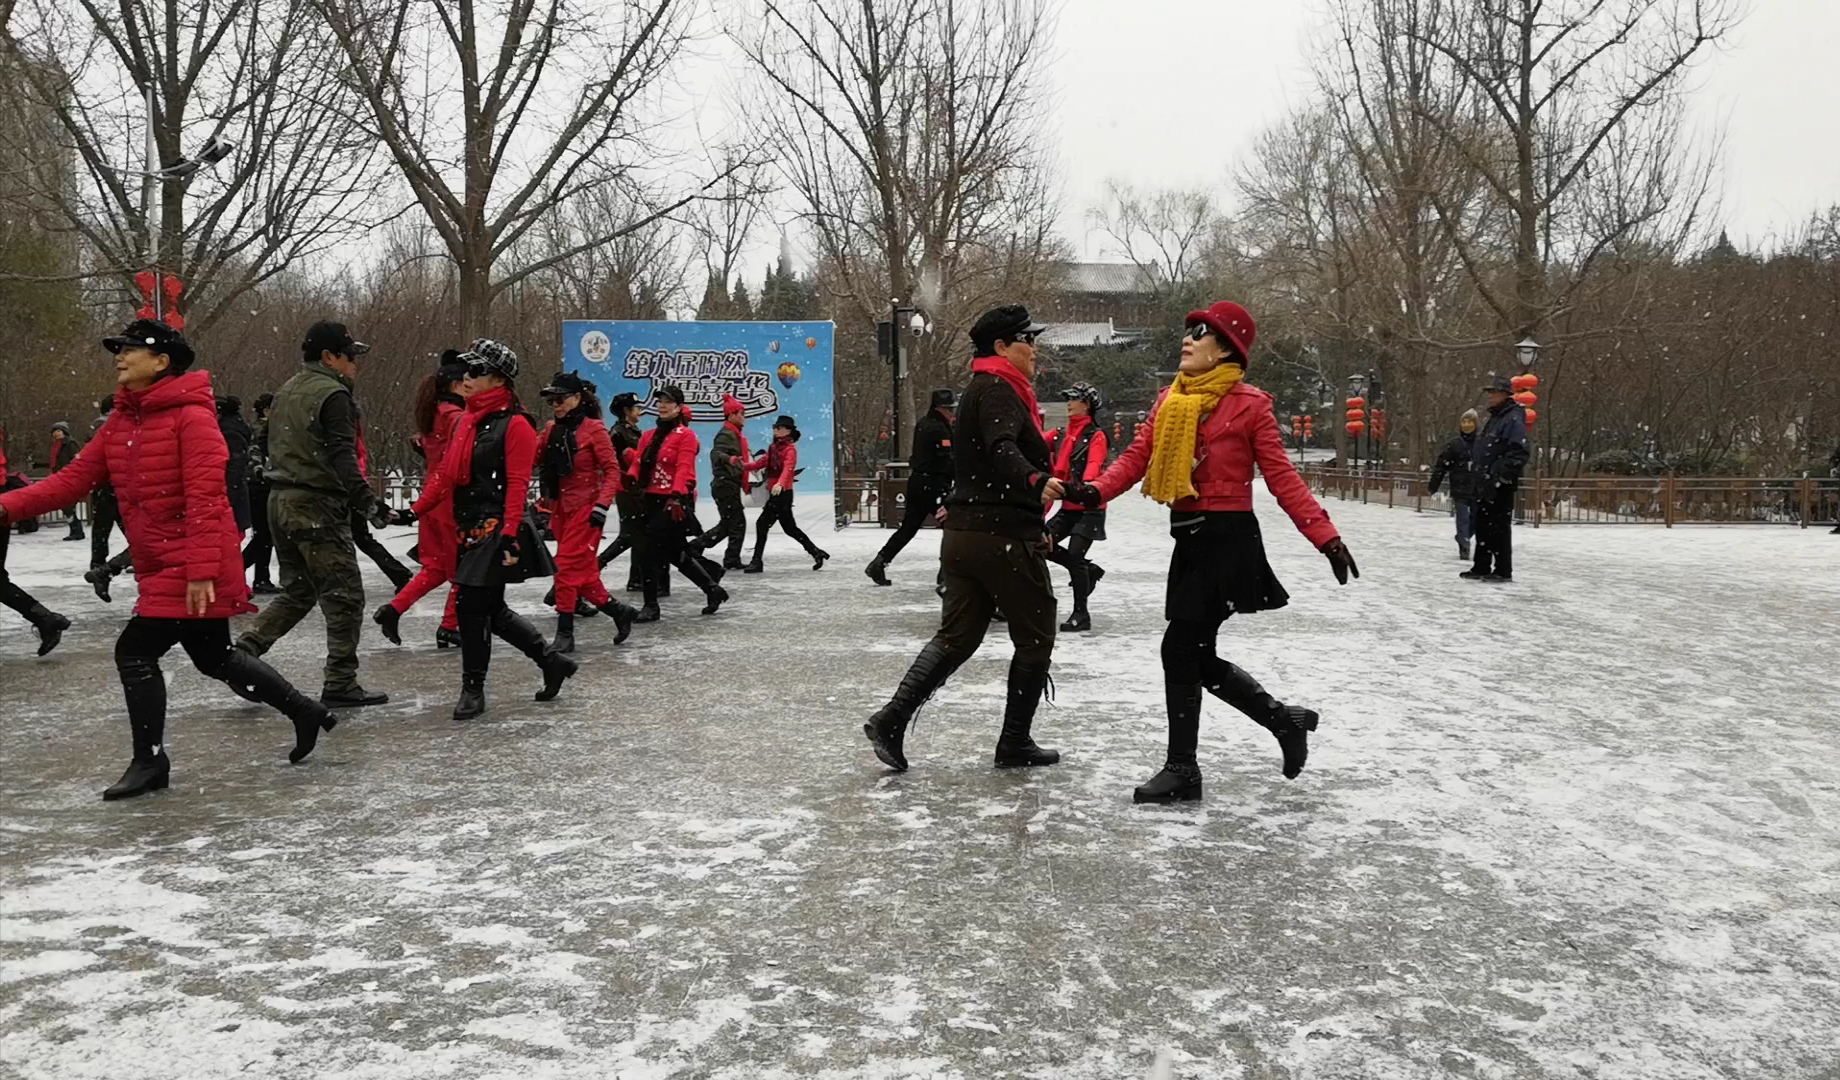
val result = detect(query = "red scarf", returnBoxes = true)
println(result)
[970,356,1044,438]
[448,385,514,485]
[725,419,753,493]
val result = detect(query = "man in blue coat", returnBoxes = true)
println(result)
[1462,376,1530,582]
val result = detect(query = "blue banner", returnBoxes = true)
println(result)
[561,320,835,497]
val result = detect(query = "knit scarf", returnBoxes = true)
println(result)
[540,411,584,500]
[449,385,513,486]
[970,356,1044,438]
[1141,363,1244,505]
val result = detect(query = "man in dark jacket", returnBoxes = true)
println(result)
[244,393,278,591]
[865,387,956,586]
[1827,443,1840,534]
[693,394,755,569]
[864,305,1064,774]
[235,321,399,708]
[1427,408,1482,560]
[217,395,254,534]
[1463,377,1530,582]
[48,421,85,540]
[87,397,122,569]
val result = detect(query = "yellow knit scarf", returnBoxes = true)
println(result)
[1142,363,1244,505]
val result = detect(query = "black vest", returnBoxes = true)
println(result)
[454,409,523,531]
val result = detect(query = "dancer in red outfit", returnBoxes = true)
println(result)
[374,352,468,649]
[1045,382,1111,632]
[537,371,638,653]
[1063,301,1359,803]
[628,385,727,621]
[740,415,830,573]
[412,340,576,720]
[0,319,339,799]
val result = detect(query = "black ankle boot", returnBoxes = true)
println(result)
[811,549,829,571]
[436,627,461,649]
[1135,683,1205,803]
[1203,659,1317,779]
[453,674,487,720]
[994,659,1060,768]
[534,651,578,702]
[103,752,171,801]
[84,564,113,603]
[634,603,660,623]
[865,557,891,586]
[597,599,638,644]
[373,603,403,645]
[1058,609,1091,633]
[26,604,70,657]
[542,584,558,608]
[215,648,339,763]
[491,608,575,702]
[551,612,576,655]
[863,643,964,771]
[742,558,763,574]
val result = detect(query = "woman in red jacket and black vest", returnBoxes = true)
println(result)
[537,371,638,653]
[1046,382,1109,632]
[0,319,340,800]
[627,384,727,620]
[413,340,576,720]
[1065,301,1360,804]
[375,351,468,649]
[740,415,829,573]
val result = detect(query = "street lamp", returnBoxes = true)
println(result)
[1514,335,1541,369]
[882,297,931,462]
[139,83,239,323]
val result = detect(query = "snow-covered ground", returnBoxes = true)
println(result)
[2,493,1837,1079]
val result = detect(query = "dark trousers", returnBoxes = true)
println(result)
[1046,534,1096,615]
[241,496,365,694]
[0,526,43,617]
[642,499,719,606]
[89,490,120,568]
[877,482,946,564]
[113,616,312,757]
[934,529,1056,665]
[752,491,821,563]
[1472,490,1515,577]
[1454,498,1477,546]
[598,498,646,588]
[1157,616,1289,763]
[244,483,274,581]
[454,581,548,677]
[352,515,414,590]
[696,482,749,564]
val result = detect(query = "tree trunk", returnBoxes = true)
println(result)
[459,260,492,341]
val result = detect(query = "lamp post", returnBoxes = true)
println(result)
[1511,335,1541,522]
[139,81,238,323]
[882,298,931,463]
[1346,372,1369,474]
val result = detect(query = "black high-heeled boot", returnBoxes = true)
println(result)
[214,648,339,763]
[453,613,492,720]
[863,643,965,771]
[676,553,727,615]
[1202,658,1318,779]
[597,598,638,644]
[551,612,576,655]
[993,658,1060,768]
[108,654,172,800]
[1133,682,1204,803]
[491,608,576,702]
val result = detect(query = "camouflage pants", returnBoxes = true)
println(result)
[238,489,365,694]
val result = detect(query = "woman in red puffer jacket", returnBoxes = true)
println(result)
[626,384,726,620]
[0,320,340,802]
[535,370,638,653]
[739,414,829,574]
[375,351,469,650]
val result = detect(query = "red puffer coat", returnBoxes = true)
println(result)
[540,416,622,513]
[0,371,255,618]
[628,422,699,496]
[1094,381,1338,549]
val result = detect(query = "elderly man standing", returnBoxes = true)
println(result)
[234,321,401,707]
[1463,376,1530,583]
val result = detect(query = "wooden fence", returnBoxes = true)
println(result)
[1300,466,1840,528]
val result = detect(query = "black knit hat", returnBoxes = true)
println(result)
[104,318,196,373]
[216,395,243,417]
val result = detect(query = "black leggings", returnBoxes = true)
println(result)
[1046,535,1096,612]
[752,491,820,562]
[0,527,43,617]
[1160,617,1225,685]
[114,617,307,756]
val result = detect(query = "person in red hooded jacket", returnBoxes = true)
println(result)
[1063,301,1360,805]
[1045,382,1110,633]
[627,384,727,621]
[535,371,638,653]
[739,414,829,574]
[375,351,469,650]
[0,320,341,801]
[413,339,577,720]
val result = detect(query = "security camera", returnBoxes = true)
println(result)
[908,311,926,337]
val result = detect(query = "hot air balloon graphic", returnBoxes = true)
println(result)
[776,361,802,389]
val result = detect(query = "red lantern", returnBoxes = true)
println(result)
[1345,408,1364,421]
[1510,374,1536,392]
[1523,408,1538,426]
[1513,391,1537,407]
[1521,372,1540,389]
[1303,416,1314,439]
[1345,420,1366,436]
[1345,396,1366,409]
[1372,408,1388,441]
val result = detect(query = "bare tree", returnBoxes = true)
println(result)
[741,0,1065,457]
[0,0,378,331]
[1086,180,1225,306]
[312,0,754,339]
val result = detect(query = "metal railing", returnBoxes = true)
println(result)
[1299,465,1840,528]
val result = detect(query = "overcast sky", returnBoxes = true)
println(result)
[1048,0,1840,259]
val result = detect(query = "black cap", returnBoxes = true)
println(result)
[254,392,275,413]
[773,414,797,430]
[929,388,957,410]
[302,320,369,361]
[656,384,687,406]
[609,391,641,412]
[103,318,195,373]
[539,371,595,398]
[1483,375,1513,393]
[968,305,1048,355]
[216,395,243,417]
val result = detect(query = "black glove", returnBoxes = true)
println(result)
[395,506,417,526]
[499,533,522,566]
[1062,481,1101,506]
[589,505,609,529]
[367,500,392,530]
[666,499,687,523]
[1320,538,1359,585]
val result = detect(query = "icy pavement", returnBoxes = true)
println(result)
[2,495,1838,1080]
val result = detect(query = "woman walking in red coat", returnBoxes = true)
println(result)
[1046,382,1110,632]
[413,340,577,720]
[0,320,340,800]
[375,351,468,649]
[628,385,727,621]
[537,371,638,653]
[740,415,830,573]
[1064,302,1359,804]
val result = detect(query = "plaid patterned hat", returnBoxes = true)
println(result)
[459,338,519,381]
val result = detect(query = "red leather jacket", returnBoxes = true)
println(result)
[1050,415,1109,511]
[1094,381,1338,548]
[628,422,699,496]
[540,416,622,512]
[1,373,255,619]
[742,435,799,491]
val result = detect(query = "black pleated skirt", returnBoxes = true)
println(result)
[1047,507,1108,542]
[1165,510,1289,623]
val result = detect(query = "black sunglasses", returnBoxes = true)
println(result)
[1014,331,1040,345]
[464,362,491,378]
[1186,323,1214,342]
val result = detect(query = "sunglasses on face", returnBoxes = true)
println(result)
[1186,323,1214,343]
[465,363,490,378]
[1014,331,1040,346]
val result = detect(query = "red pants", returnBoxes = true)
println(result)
[390,507,459,631]
[552,505,609,612]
